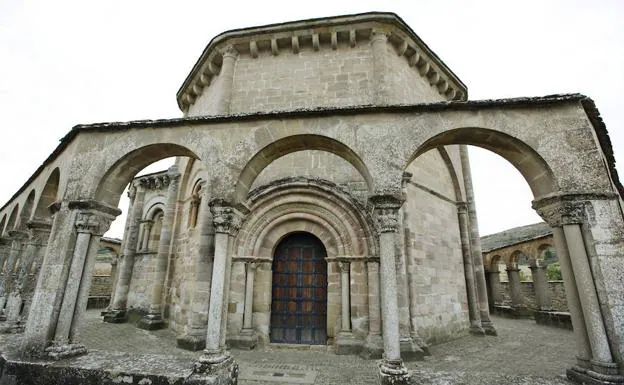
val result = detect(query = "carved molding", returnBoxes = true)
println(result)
[139,174,170,190]
[530,192,617,227]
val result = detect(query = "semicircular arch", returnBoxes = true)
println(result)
[94,143,200,207]
[34,168,60,220]
[4,205,19,235]
[235,179,377,260]
[233,135,373,204]
[407,127,557,198]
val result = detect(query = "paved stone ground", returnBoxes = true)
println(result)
[78,310,575,384]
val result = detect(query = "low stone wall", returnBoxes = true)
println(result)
[496,281,567,312]
[90,275,112,297]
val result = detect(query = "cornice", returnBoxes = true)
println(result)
[176,12,467,111]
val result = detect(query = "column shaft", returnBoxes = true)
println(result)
[529,264,550,311]
[507,267,523,309]
[54,230,91,342]
[111,186,145,310]
[242,263,256,330]
[379,230,401,361]
[69,234,101,341]
[459,145,495,334]
[205,231,229,352]
[563,224,613,364]
[552,227,592,366]
[215,46,238,114]
[371,31,390,105]
[145,166,180,317]
[339,262,351,332]
[458,204,483,332]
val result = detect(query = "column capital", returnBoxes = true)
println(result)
[532,192,618,227]
[220,44,239,60]
[127,185,137,200]
[74,211,112,236]
[209,200,244,236]
[456,201,468,214]
[338,261,350,273]
[370,29,390,43]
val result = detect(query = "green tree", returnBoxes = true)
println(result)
[546,262,562,280]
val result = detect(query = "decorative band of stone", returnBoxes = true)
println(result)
[232,256,272,264]
[325,255,372,263]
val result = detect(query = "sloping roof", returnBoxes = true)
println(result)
[480,222,552,253]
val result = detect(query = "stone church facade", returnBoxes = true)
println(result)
[0,12,623,385]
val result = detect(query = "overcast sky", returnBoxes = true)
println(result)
[1,0,622,238]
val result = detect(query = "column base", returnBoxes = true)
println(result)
[335,331,363,355]
[360,333,383,359]
[137,313,166,330]
[177,334,206,351]
[102,309,128,323]
[227,328,258,350]
[567,366,624,385]
[469,324,486,336]
[481,320,497,336]
[45,342,88,360]
[399,336,427,361]
[186,349,239,385]
[378,359,410,385]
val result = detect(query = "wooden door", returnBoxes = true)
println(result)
[270,233,327,344]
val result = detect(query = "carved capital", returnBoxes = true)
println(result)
[246,261,258,272]
[220,44,239,60]
[75,211,111,235]
[456,202,468,214]
[375,208,399,233]
[210,201,244,236]
[370,29,390,44]
[533,198,586,227]
[366,260,380,272]
[338,261,350,274]
[139,174,170,190]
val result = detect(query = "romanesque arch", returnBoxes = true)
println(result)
[3,206,19,236]
[233,135,373,204]
[408,127,556,198]
[34,168,60,220]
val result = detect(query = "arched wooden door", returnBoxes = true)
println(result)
[270,232,327,344]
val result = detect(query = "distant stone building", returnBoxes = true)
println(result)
[0,12,622,385]
[481,223,567,315]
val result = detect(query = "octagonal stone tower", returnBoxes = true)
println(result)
[177,12,467,116]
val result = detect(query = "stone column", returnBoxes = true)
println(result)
[336,260,361,355]
[53,210,113,352]
[529,261,551,311]
[139,165,181,330]
[189,201,242,384]
[551,226,592,369]
[140,220,153,252]
[459,145,496,335]
[0,232,27,318]
[457,202,484,334]
[362,259,383,359]
[534,196,623,382]
[486,268,501,309]
[21,200,118,359]
[371,196,409,385]
[178,181,215,350]
[215,45,238,115]
[506,264,524,311]
[4,231,41,326]
[371,30,391,105]
[564,224,618,373]
[19,220,51,326]
[228,260,259,349]
[105,183,146,323]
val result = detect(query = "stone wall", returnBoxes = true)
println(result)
[404,149,468,344]
[497,281,568,312]
[89,276,112,297]
[230,45,373,114]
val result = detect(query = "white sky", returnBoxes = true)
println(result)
[0,0,622,238]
